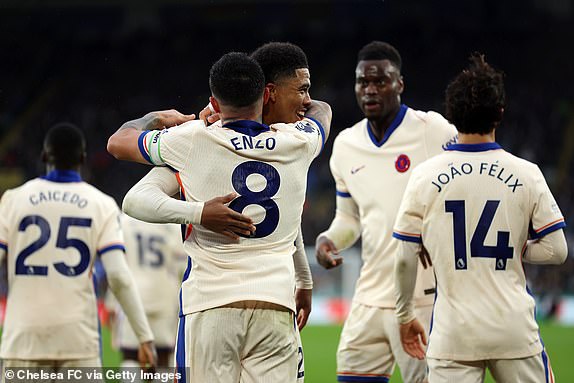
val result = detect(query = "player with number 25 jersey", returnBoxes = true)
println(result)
[0,171,152,362]
[138,116,325,315]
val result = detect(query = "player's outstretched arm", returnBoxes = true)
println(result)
[304,100,332,140]
[524,229,568,265]
[107,109,195,164]
[123,167,254,238]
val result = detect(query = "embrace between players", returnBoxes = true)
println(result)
[0,40,566,383]
[107,41,567,383]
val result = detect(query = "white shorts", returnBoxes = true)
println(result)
[337,302,432,383]
[2,358,101,383]
[116,308,178,351]
[174,304,299,383]
[427,350,555,383]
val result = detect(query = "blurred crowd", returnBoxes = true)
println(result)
[1,0,573,297]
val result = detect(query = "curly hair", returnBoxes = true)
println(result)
[445,53,506,135]
[357,41,401,71]
[250,42,308,83]
[209,52,265,108]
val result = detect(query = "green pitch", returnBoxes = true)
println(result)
[101,322,572,382]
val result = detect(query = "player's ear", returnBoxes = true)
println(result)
[397,75,405,95]
[263,86,270,105]
[41,150,48,163]
[266,83,277,103]
[209,96,221,113]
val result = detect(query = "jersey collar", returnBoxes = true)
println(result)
[366,104,408,148]
[223,120,270,137]
[41,170,82,182]
[445,142,502,152]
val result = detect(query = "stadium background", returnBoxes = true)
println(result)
[1,0,573,381]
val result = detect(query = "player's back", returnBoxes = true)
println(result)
[143,119,324,313]
[120,214,184,314]
[402,143,565,360]
[0,172,123,360]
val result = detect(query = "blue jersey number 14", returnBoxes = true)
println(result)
[445,200,513,270]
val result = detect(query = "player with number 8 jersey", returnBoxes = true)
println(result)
[138,110,326,315]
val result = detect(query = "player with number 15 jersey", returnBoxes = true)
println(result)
[138,116,326,315]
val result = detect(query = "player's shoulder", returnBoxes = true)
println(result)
[411,109,456,132]
[80,182,120,207]
[333,118,366,145]
[499,150,543,177]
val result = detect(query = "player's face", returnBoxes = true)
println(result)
[268,68,312,124]
[355,60,404,121]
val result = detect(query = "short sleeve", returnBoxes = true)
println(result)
[96,200,126,257]
[294,117,325,159]
[137,121,199,170]
[393,170,424,244]
[529,166,566,239]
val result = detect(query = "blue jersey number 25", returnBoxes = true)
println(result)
[445,200,514,270]
[229,161,280,238]
[16,215,92,277]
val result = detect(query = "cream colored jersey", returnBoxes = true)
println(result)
[393,142,566,360]
[120,214,185,314]
[0,170,124,360]
[330,105,457,307]
[138,118,325,314]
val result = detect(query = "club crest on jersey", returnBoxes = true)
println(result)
[295,121,315,133]
[395,154,410,173]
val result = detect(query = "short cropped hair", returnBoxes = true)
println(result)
[445,53,506,135]
[209,52,265,108]
[357,41,402,71]
[251,42,308,83]
[43,122,86,169]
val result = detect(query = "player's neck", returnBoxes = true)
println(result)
[45,164,82,174]
[220,111,263,125]
[457,131,496,144]
[368,108,400,142]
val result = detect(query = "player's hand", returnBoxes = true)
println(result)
[399,319,427,360]
[145,109,196,130]
[419,246,432,269]
[138,341,158,371]
[199,103,221,125]
[295,288,312,330]
[315,235,343,269]
[201,193,256,240]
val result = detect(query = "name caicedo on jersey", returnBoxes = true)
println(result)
[28,190,88,208]
[431,161,523,193]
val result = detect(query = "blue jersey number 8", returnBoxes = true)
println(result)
[229,161,280,238]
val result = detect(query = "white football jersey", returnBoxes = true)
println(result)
[119,214,185,314]
[330,105,457,307]
[139,118,325,314]
[393,142,566,360]
[0,170,124,360]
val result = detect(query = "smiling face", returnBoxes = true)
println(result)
[266,68,312,124]
[355,59,404,122]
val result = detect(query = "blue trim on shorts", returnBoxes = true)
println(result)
[176,316,186,383]
[336,375,389,383]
